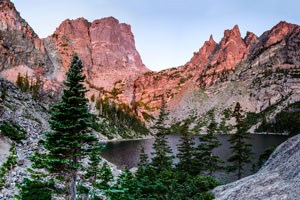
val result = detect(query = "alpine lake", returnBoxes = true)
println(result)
[101,134,289,184]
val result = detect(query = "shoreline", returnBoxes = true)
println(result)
[101,134,154,143]
[100,132,289,144]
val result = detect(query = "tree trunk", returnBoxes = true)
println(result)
[70,172,77,200]
[67,171,77,200]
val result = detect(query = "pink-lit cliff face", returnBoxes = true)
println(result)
[0,0,51,71]
[44,17,148,87]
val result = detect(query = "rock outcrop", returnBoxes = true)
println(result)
[0,0,52,71]
[213,133,300,200]
[44,17,148,88]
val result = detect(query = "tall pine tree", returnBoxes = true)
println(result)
[150,95,174,170]
[196,120,223,176]
[136,145,150,177]
[227,102,252,180]
[32,55,97,199]
[176,122,196,175]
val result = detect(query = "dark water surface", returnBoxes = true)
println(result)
[101,134,288,183]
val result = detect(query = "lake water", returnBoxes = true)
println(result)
[101,134,288,183]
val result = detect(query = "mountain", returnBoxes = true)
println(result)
[131,24,255,117]
[0,0,52,72]
[2,0,300,127]
[0,0,148,96]
[131,21,300,129]
[43,17,148,87]
[1,0,300,198]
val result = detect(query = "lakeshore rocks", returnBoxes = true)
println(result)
[213,133,300,200]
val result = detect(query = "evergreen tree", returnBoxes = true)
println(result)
[85,146,103,184]
[227,102,253,180]
[107,167,135,200]
[16,178,55,200]
[176,122,196,175]
[136,145,154,179]
[23,73,30,92]
[97,162,113,189]
[90,94,95,102]
[16,72,23,89]
[31,75,43,100]
[151,95,174,170]
[31,55,97,199]
[196,120,223,176]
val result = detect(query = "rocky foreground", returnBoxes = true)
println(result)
[213,133,300,200]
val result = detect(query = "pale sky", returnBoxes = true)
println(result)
[10,0,300,71]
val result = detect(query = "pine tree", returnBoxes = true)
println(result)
[23,73,30,92]
[176,122,196,175]
[85,146,103,184]
[31,75,43,100]
[90,93,95,102]
[32,55,97,199]
[16,72,23,89]
[97,162,113,189]
[196,120,223,176]
[107,167,135,200]
[136,146,152,178]
[138,146,149,169]
[227,102,253,180]
[150,95,174,170]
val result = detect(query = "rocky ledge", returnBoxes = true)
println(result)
[213,133,300,200]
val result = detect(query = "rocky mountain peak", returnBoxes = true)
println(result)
[0,0,22,31]
[208,34,215,43]
[44,16,148,88]
[264,21,297,47]
[0,0,52,72]
[208,25,247,73]
[224,24,241,39]
[187,34,216,68]
[244,31,258,47]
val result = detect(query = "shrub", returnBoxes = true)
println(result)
[0,121,26,142]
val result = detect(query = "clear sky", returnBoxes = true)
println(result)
[10,0,300,71]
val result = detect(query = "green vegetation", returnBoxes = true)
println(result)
[257,146,276,169]
[176,122,197,175]
[16,178,55,200]
[151,95,174,170]
[196,111,223,176]
[178,74,193,85]
[26,55,99,199]
[227,102,253,180]
[93,97,149,139]
[82,146,113,199]
[105,97,220,199]
[0,144,17,189]
[0,121,26,142]
[107,167,219,200]
[16,73,43,100]
[257,101,300,134]
[90,94,95,102]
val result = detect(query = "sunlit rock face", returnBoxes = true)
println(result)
[44,16,149,88]
[0,0,52,71]
[213,133,300,200]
